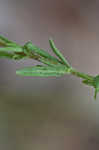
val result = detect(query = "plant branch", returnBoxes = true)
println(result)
[0,35,98,99]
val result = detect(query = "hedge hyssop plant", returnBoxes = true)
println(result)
[0,35,99,99]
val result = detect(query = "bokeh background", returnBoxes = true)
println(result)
[0,0,99,149]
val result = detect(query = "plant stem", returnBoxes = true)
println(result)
[70,68,94,81]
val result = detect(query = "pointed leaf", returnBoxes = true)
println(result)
[0,47,23,53]
[0,35,16,45]
[94,88,99,99]
[0,35,21,48]
[49,39,71,67]
[16,65,69,77]
[24,41,61,64]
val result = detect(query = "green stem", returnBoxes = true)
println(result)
[70,68,94,81]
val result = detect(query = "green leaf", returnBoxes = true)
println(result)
[93,75,99,99]
[0,35,13,43]
[93,75,99,88]
[24,41,61,64]
[0,35,17,45]
[0,47,23,53]
[49,39,71,67]
[12,54,26,60]
[0,51,26,60]
[0,51,14,59]
[0,35,21,48]
[82,79,94,86]
[16,65,69,77]
[94,88,99,100]
[39,57,60,67]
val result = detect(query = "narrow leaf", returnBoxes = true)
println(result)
[0,35,16,45]
[93,75,99,89]
[49,39,71,67]
[24,41,62,64]
[0,51,14,59]
[94,88,99,100]
[82,79,94,86]
[0,47,23,53]
[16,65,68,77]
[0,35,21,48]
[0,51,26,60]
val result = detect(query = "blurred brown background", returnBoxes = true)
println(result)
[0,0,99,150]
